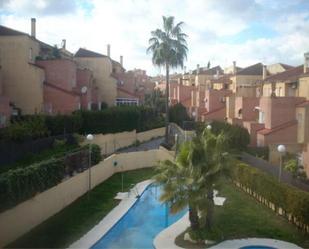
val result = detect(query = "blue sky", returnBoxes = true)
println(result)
[0,0,309,75]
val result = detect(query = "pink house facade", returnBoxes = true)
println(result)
[36,59,81,114]
[36,59,99,114]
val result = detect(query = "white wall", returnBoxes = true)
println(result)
[0,148,173,247]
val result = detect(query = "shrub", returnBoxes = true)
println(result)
[89,144,102,166]
[200,121,250,151]
[45,113,82,136]
[169,103,191,127]
[0,158,65,211]
[231,161,309,226]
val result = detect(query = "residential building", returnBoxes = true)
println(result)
[75,47,117,107]
[0,20,45,114]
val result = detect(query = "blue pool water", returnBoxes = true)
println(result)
[91,184,187,249]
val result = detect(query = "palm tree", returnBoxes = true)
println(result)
[154,127,230,232]
[147,16,188,143]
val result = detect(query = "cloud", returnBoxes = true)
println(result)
[0,0,79,16]
[0,0,308,75]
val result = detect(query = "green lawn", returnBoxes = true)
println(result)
[7,168,155,248]
[176,180,309,248]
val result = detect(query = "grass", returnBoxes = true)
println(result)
[7,168,155,248]
[0,143,80,174]
[176,180,309,248]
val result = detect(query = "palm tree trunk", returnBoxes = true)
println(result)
[165,63,170,143]
[189,205,199,231]
[205,188,214,231]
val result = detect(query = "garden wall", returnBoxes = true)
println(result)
[0,147,172,247]
[85,127,165,155]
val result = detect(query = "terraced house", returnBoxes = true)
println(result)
[0,19,99,116]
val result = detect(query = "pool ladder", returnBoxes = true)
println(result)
[129,184,140,198]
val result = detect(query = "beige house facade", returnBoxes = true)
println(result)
[0,28,45,114]
[75,48,117,107]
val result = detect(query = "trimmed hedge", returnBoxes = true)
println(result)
[0,159,65,211]
[231,161,309,228]
[0,144,102,211]
[1,106,164,141]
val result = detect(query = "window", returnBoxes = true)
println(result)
[116,98,138,106]
[259,111,265,124]
[29,48,33,62]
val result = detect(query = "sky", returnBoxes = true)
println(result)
[0,0,309,76]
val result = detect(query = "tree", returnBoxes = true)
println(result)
[154,127,231,233]
[207,61,210,69]
[147,16,188,143]
[169,103,190,126]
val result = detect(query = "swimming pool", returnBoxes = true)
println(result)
[91,184,187,249]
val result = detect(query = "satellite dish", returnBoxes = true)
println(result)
[81,86,88,94]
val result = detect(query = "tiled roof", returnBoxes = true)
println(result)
[257,120,297,135]
[263,65,304,83]
[296,100,309,107]
[280,63,294,70]
[194,65,223,75]
[237,63,263,76]
[0,25,27,36]
[44,82,80,96]
[201,106,225,116]
[117,87,139,98]
[75,48,108,58]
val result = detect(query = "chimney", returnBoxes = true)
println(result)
[120,55,123,67]
[216,69,219,79]
[107,44,111,57]
[263,65,267,80]
[304,52,309,74]
[196,64,200,74]
[31,18,36,38]
[62,39,66,49]
[233,61,236,75]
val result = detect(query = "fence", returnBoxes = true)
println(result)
[0,134,76,166]
[234,181,309,233]
[241,152,309,192]
[0,147,173,247]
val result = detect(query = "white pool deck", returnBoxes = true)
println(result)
[68,179,153,249]
[210,238,302,249]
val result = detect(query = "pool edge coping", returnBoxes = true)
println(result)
[68,179,153,249]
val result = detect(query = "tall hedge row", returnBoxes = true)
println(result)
[0,159,65,211]
[232,161,309,227]
[1,106,164,141]
[0,144,102,211]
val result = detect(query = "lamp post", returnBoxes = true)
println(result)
[86,134,94,195]
[174,134,178,159]
[277,144,286,182]
[206,124,212,130]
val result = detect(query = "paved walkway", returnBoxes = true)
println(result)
[117,137,164,153]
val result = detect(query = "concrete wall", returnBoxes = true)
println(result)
[299,76,309,100]
[0,148,173,247]
[85,128,165,155]
[75,57,117,107]
[302,143,309,177]
[0,36,44,114]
